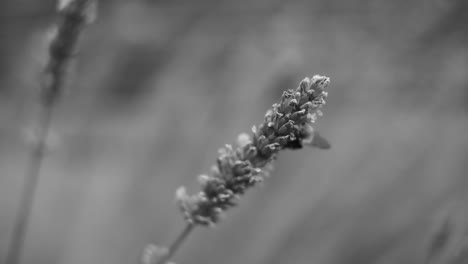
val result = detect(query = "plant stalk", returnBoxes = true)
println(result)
[5,101,55,264]
[4,1,94,263]
[155,224,195,264]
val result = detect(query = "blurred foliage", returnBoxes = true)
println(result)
[0,0,468,264]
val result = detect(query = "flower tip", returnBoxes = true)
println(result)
[251,125,257,134]
[84,1,98,24]
[175,186,188,201]
[299,77,311,92]
[197,174,211,186]
[57,0,97,24]
[57,0,73,11]
[22,127,62,151]
[237,133,251,148]
[311,75,330,90]
[141,244,169,264]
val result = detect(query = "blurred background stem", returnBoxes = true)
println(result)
[4,1,93,263]
[5,101,55,264]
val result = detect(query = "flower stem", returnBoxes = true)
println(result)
[4,1,94,263]
[5,100,55,264]
[155,224,195,264]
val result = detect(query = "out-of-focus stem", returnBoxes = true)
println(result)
[4,1,94,263]
[4,102,54,264]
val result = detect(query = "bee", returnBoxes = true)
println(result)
[285,127,331,150]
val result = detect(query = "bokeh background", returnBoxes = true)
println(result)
[1,0,468,264]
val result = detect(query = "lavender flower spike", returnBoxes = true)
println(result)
[176,75,331,226]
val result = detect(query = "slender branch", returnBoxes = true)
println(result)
[4,104,54,264]
[4,1,95,263]
[155,224,195,264]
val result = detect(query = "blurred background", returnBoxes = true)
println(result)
[1,0,468,263]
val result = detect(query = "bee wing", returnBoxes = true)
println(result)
[311,131,331,149]
[306,130,331,150]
